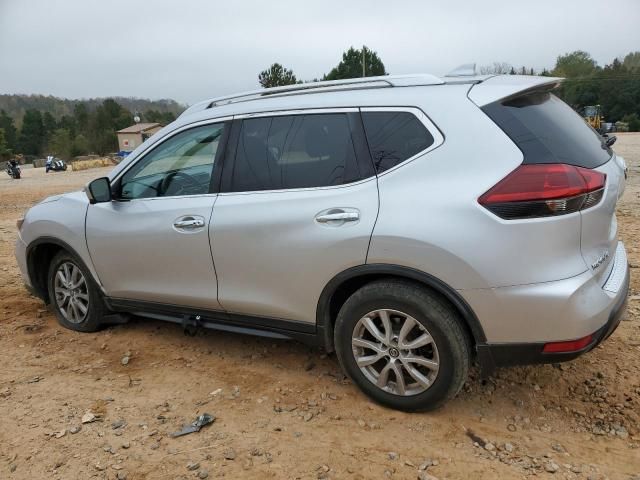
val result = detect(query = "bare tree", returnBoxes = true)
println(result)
[479,62,513,74]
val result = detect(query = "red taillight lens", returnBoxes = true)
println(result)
[479,164,606,219]
[542,334,593,353]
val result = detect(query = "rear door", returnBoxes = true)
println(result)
[210,109,378,324]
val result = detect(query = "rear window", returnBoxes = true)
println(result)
[482,92,612,169]
[361,111,434,173]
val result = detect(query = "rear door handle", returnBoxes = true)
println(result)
[315,208,360,225]
[173,216,206,230]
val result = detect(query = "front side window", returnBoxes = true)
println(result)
[119,123,226,199]
[229,113,364,192]
[361,111,434,173]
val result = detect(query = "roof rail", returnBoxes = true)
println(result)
[179,74,444,118]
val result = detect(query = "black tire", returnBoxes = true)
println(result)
[334,279,470,411]
[47,250,104,332]
[13,169,20,179]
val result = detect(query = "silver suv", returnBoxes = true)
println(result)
[15,72,629,411]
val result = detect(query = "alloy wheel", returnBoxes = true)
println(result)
[54,262,89,324]
[351,309,440,396]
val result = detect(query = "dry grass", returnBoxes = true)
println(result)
[70,157,116,171]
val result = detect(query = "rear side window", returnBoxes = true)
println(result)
[361,111,434,173]
[229,113,368,192]
[482,92,612,168]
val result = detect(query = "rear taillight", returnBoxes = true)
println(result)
[478,164,606,220]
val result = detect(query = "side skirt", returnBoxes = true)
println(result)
[104,298,321,346]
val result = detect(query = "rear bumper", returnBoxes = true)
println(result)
[473,241,629,374]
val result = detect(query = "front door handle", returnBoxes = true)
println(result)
[315,208,360,225]
[173,216,206,231]
[316,212,359,223]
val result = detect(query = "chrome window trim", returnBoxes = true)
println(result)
[359,106,445,177]
[233,107,359,119]
[218,175,377,197]
[111,116,233,187]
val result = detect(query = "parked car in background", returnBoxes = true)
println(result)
[15,71,629,410]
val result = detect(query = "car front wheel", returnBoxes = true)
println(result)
[47,251,104,332]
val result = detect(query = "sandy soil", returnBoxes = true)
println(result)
[1,137,639,480]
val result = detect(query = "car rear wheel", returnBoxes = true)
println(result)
[334,279,470,411]
[47,251,104,332]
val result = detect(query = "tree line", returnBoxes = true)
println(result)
[0,97,181,160]
[259,47,640,131]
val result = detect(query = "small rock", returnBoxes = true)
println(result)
[55,429,66,439]
[69,425,81,434]
[570,465,583,474]
[250,447,264,457]
[418,473,439,480]
[112,419,126,430]
[198,470,209,479]
[484,442,495,452]
[121,355,130,366]
[418,459,432,470]
[121,441,130,449]
[81,412,97,424]
[187,461,200,471]
[116,473,128,480]
[10,464,16,473]
[388,452,399,460]
[507,424,517,432]
[303,412,314,422]
[504,443,514,453]
[94,463,106,471]
[224,448,236,460]
[544,461,559,473]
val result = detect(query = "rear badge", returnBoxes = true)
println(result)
[591,250,610,270]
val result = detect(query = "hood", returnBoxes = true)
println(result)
[39,190,88,205]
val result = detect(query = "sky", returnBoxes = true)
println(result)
[1,0,639,105]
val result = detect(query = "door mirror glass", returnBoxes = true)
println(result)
[86,177,112,204]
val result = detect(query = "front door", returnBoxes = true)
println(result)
[211,111,379,324]
[86,121,228,310]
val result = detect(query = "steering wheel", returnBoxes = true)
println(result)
[160,171,200,196]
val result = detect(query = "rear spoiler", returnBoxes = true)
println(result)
[468,75,563,107]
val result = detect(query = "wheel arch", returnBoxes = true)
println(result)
[26,236,99,304]
[316,264,486,353]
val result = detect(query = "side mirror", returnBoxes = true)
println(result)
[605,135,617,148]
[85,177,112,204]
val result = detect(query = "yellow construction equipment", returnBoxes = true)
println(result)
[583,105,604,132]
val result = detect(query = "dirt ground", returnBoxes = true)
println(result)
[1,136,639,480]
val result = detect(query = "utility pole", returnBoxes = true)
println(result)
[362,47,366,77]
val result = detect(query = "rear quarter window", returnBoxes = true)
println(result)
[482,92,612,169]
[361,111,434,173]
